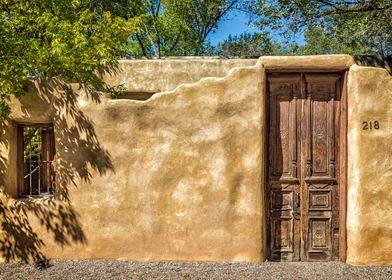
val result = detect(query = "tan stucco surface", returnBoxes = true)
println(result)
[2,56,392,265]
[347,65,392,265]
[101,58,257,93]
[258,55,355,71]
[0,64,265,262]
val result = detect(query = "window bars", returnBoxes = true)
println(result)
[19,125,55,196]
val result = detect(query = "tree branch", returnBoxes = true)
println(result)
[169,34,181,54]
[142,22,159,57]
[203,0,239,40]
[135,33,147,57]
[314,1,392,17]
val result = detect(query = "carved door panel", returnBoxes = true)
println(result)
[267,74,341,262]
[267,75,302,261]
[301,74,340,261]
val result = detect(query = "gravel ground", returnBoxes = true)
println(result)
[0,260,392,280]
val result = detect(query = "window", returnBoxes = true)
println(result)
[17,125,55,196]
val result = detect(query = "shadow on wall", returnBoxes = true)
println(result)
[48,80,115,199]
[354,55,392,74]
[0,80,115,262]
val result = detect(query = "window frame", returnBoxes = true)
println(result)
[16,123,56,198]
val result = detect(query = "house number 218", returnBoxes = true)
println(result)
[362,121,380,130]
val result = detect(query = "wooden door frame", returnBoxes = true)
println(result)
[264,70,348,262]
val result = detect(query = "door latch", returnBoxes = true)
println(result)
[293,193,301,220]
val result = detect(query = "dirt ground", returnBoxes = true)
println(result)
[0,260,392,280]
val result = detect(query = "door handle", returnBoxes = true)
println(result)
[293,193,300,220]
[296,193,300,208]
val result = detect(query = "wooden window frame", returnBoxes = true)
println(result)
[16,123,55,198]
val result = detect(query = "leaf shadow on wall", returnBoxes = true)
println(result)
[354,55,392,75]
[0,80,115,262]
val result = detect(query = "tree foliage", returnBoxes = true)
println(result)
[103,0,244,57]
[2,0,391,118]
[0,0,139,116]
[172,0,242,55]
[249,0,392,55]
[203,32,278,56]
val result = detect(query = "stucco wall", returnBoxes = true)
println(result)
[2,56,392,265]
[101,58,257,93]
[346,65,392,265]
[0,64,265,262]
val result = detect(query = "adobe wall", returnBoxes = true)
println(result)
[100,58,258,93]
[346,65,392,265]
[0,56,392,265]
[0,62,265,262]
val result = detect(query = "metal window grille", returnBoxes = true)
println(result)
[19,125,55,196]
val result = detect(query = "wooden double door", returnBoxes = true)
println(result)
[267,73,342,261]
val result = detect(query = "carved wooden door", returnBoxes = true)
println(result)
[267,73,341,261]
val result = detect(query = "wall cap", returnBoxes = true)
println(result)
[257,55,355,71]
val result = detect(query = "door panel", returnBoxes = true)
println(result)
[302,75,340,261]
[267,75,301,261]
[268,75,300,180]
[269,182,300,261]
[267,73,341,262]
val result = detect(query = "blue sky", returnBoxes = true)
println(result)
[206,10,305,46]
[207,11,256,45]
